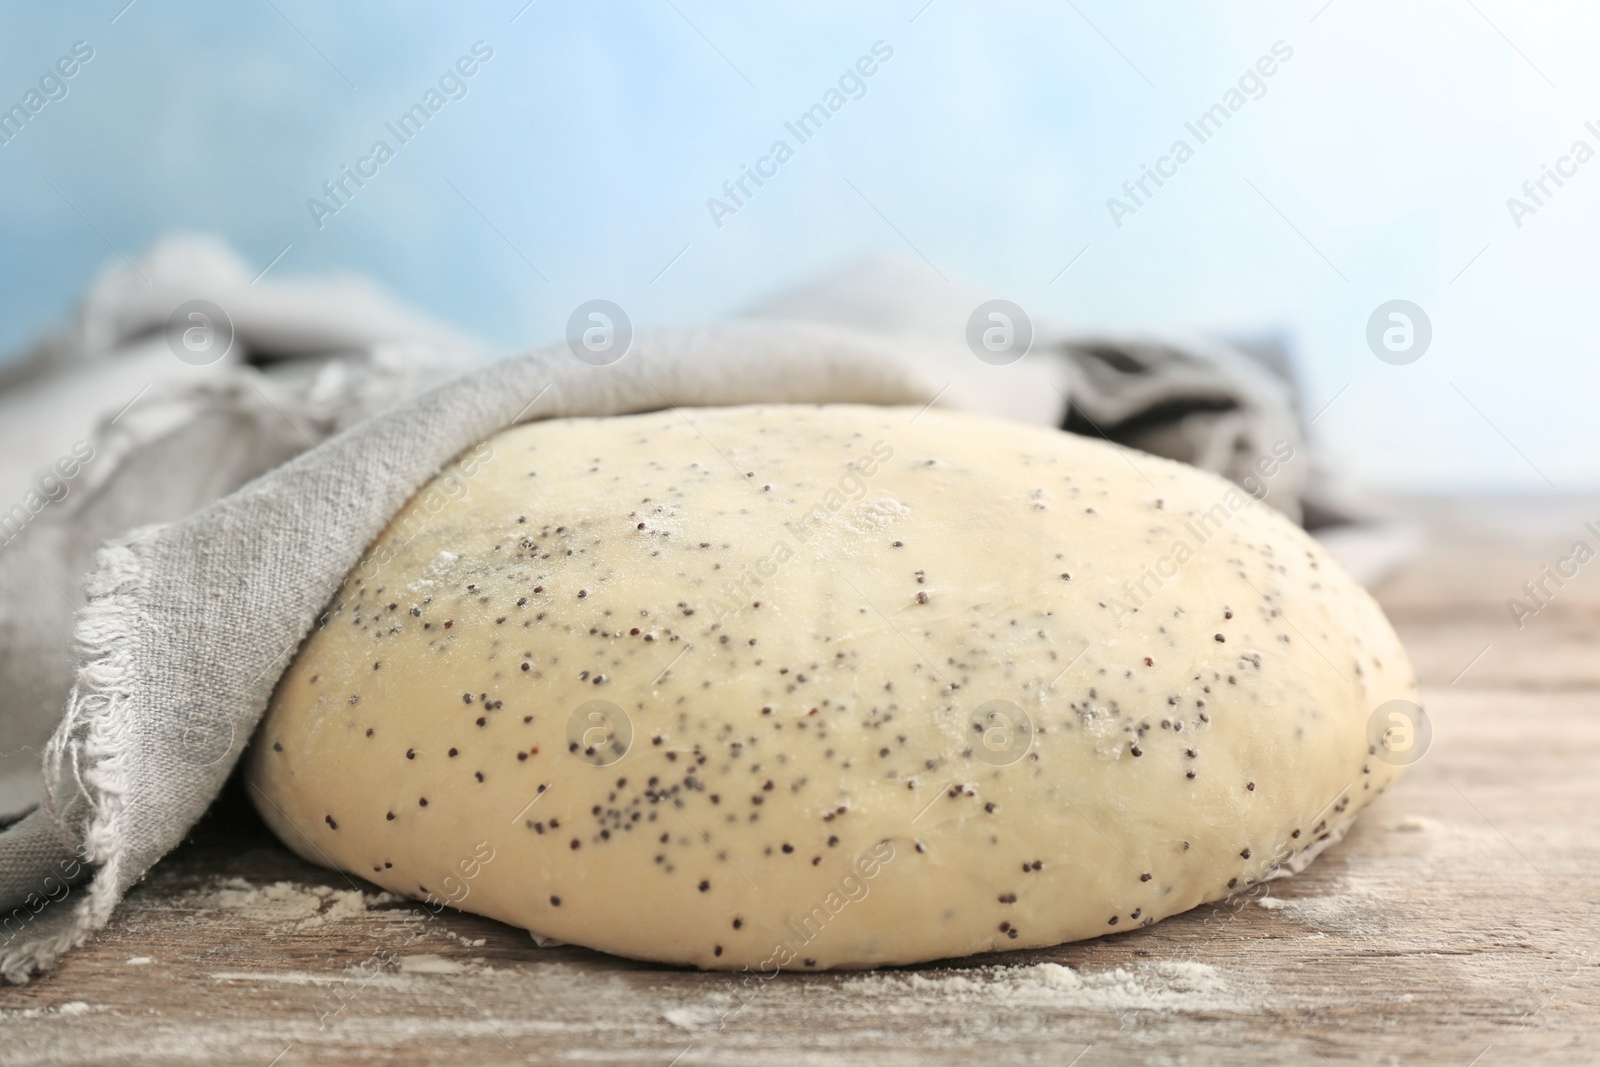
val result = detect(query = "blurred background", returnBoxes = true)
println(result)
[1,0,1595,493]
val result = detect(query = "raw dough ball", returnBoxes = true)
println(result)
[247,404,1415,970]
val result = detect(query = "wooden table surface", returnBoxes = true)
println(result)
[3,496,1597,1066]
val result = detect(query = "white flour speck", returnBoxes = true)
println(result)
[198,878,396,933]
[845,959,1240,1014]
[398,954,466,975]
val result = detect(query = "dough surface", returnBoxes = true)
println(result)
[247,404,1415,970]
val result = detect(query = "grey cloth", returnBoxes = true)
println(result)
[0,235,490,824]
[0,239,1386,982]
[745,255,1322,526]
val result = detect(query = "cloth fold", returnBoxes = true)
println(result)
[0,235,491,822]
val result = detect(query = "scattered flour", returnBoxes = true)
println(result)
[1391,815,1438,833]
[207,968,478,990]
[1246,879,1394,936]
[2,1002,99,1019]
[126,956,154,965]
[843,496,910,534]
[663,1005,726,1030]
[199,878,396,932]
[845,959,1240,1014]
[209,971,335,986]
[397,954,467,975]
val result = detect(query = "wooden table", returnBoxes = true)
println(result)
[4,496,1597,1065]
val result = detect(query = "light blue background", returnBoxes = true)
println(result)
[1,0,1595,491]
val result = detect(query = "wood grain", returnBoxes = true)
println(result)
[3,497,1597,1066]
